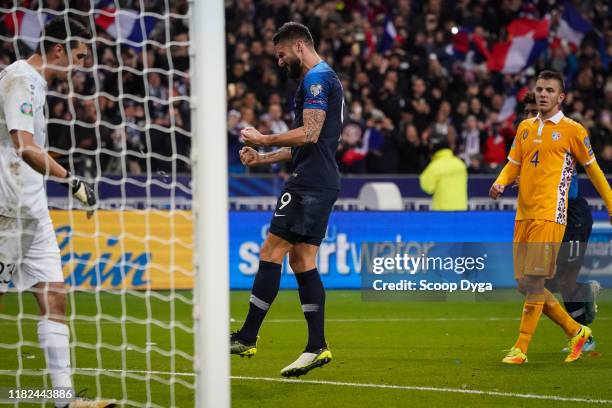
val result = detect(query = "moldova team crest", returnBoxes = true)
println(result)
[584,136,594,156]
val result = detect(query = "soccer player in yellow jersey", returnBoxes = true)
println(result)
[490,70,612,364]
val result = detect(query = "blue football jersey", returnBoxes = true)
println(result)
[287,61,343,190]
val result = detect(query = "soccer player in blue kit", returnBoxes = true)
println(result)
[230,22,344,377]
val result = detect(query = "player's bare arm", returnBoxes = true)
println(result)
[240,108,326,147]
[239,146,292,166]
[11,129,96,216]
[302,108,326,143]
[10,129,68,179]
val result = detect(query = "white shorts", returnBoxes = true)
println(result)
[0,215,63,292]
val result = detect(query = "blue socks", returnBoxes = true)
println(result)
[238,260,282,343]
[296,268,327,352]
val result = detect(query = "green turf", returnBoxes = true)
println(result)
[0,291,610,407]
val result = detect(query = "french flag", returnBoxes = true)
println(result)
[488,18,549,74]
[498,94,517,124]
[449,27,489,62]
[95,3,157,48]
[378,16,399,53]
[556,1,591,48]
[3,9,54,50]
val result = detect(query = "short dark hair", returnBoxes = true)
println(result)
[429,133,450,153]
[37,16,91,55]
[272,22,314,46]
[523,91,536,105]
[536,70,565,93]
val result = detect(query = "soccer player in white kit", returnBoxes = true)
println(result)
[0,17,114,407]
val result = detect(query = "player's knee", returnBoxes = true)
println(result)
[259,240,287,264]
[288,258,302,272]
[48,294,66,321]
[289,258,315,273]
[43,287,67,321]
[522,276,545,294]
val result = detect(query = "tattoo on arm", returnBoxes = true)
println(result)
[262,147,292,164]
[303,109,326,144]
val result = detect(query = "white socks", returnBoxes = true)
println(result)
[37,319,73,406]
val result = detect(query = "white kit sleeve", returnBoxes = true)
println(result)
[3,75,35,135]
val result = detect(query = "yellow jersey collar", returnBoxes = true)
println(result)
[533,110,564,125]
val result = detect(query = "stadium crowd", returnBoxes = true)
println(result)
[0,0,610,177]
[226,0,612,175]
[0,0,191,177]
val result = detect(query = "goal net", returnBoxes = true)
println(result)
[0,1,207,406]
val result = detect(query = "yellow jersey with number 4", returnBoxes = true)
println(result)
[508,111,594,225]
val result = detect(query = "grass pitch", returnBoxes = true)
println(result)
[0,291,610,407]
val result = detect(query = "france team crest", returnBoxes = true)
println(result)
[552,131,561,141]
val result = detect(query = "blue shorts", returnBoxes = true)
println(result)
[268,184,338,246]
[558,196,593,265]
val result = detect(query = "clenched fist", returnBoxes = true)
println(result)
[241,127,270,147]
[239,147,261,166]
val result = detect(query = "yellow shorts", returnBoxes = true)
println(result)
[513,219,566,279]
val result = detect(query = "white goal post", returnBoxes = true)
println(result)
[0,0,230,406]
[191,0,230,407]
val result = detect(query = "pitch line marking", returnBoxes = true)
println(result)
[233,376,612,405]
[248,316,612,323]
[2,369,609,404]
[1,317,612,325]
[0,317,522,325]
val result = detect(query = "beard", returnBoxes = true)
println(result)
[287,57,302,79]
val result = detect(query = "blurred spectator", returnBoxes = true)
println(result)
[600,145,612,174]
[482,115,508,170]
[337,122,367,174]
[228,110,245,174]
[419,134,468,211]
[267,104,289,134]
[406,77,433,133]
[422,101,458,151]
[72,98,98,176]
[397,124,427,174]
[467,153,486,174]
[121,100,146,174]
[238,107,257,129]
[458,115,483,166]
[47,99,72,167]
[363,113,398,173]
